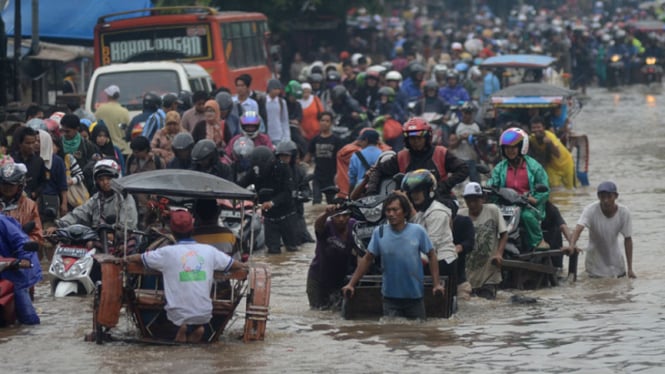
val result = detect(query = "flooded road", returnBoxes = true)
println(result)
[3,86,665,373]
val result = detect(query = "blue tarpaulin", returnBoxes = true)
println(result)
[2,0,152,41]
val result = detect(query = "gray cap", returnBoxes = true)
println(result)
[267,79,282,91]
[597,181,618,193]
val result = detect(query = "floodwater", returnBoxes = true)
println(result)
[2,86,665,373]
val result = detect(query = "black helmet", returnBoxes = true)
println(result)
[0,162,27,185]
[162,93,181,108]
[401,169,437,195]
[215,91,234,111]
[250,146,276,178]
[191,139,217,162]
[275,140,297,156]
[326,70,341,82]
[178,90,193,110]
[424,80,439,92]
[409,63,426,79]
[308,73,324,84]
[331,85,348,102]
[142,92,161,111]
[171,132,194,151]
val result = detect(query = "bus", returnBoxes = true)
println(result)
[93,6,273,92]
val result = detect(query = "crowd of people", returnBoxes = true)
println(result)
[0,0,640,329]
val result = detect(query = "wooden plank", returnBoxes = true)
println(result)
[501,259,558,274]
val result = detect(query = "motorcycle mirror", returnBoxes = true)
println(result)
[23,241,40,252]
[22,222,36,234]
[393,173,405,187]
[477,164,491,174]
[534,184,549,193]
[258,188,274,201]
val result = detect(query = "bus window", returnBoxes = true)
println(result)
[221,21,267,69]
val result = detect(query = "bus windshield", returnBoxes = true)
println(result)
[91,70,180,111]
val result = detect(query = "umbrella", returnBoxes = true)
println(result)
[480,54,556,68]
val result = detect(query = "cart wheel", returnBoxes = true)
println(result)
[243,263,271,342]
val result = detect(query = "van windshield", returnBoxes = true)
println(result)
[91,70,181,111]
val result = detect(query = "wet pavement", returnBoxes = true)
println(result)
[2,86,665,373]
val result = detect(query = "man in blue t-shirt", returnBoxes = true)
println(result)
[343,192,444,319]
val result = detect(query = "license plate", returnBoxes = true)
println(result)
[220,210,242,219]
[56,247,88,258]
[500,206,516,216]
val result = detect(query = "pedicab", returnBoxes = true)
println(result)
[487,83,590,186]
[89,169,270,344]
[480,54,563,88]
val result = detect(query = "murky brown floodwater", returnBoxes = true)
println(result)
[2,86,665,373]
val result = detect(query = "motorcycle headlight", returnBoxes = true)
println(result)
[646,57,657,65]
[360,205,383,223]
[611,54,620,63]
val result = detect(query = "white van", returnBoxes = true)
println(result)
[86,61,214,118]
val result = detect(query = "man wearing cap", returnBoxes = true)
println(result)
[566,181,635,278]
[458,182,508,299]
[306,204,357,309]
[126,210,247,343]
[348,129,381,192]
[94,84,131,157]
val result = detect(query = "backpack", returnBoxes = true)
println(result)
[397,146,448,181]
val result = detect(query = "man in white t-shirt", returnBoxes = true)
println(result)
[126,210,247,342]
[567,181,635,278]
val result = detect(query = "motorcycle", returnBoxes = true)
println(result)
[0,242,39,326]
[607,54,625,89]
[219,198,265,255]
[640,56,663,86]
[47,224,110,297]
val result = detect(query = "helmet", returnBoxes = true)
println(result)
[191,139,217,162]
[143,92,162,111]
[386,70,402,82]
[240,111,261,138]
[178,90,193,110]
[424,80,439,92]
[326,70,341,83]
[26,118,46,131]
[401,169,437,194]
[250,146,276,178]
[93,159,121,180]
[171,132,194,152]
[0,162,27,185]
[378,86,395,101]
[446,70,458,80]
[285,80,303,99]
[331,85,348,102]
[409,63,426,80]
[403,117,432,148]
[365,69,382,81]
[380,61,394,71]
[232,136,255,160]
[215,91,234,111]
[162,93,180,108]
[455,62,469,73]
[49,112,65,124]
[469,66,482,78]
[275,140,297,157]
[500,127,529,156]
[308,73,324,84]
[460,102,476,112]
[376,150,396,165]
[130,123,144,140]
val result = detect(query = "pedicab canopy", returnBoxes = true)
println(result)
[489,83,577,108]
[111,169,255,200]
[480,54,557,68]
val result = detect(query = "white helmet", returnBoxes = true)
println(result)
[386,70,402,82]
[93,159,121,180]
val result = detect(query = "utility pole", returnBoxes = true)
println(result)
[13,0,21,102]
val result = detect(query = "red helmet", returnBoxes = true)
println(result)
[403,118,432,149]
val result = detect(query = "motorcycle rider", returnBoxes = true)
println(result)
[438,70,470,108]
[276,141,314,245]
[448,102,482,182]
[487,128,550,251]
[367,118,469,200]
[228,136,254,183]
[400,62,426,102]
[415,80,449,116]
[238,146,298,254]
[49,159,138,233]
[215,91,241,139]
[167,133,195,170]
[385,70,409,118]
[354,70,381,116]
[0,214,41,324]
[0,163,43,245]
[190,139,232,181]
[330,85,367,136]
[127,92,160,141]
[226,111,274,160]
[402,169,458,313]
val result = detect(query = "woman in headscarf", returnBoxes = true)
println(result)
[150,110,187,164]
[192,99,232,150]
[90,121,125,172]
[36,130,68,217]
[298,82,324,142]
